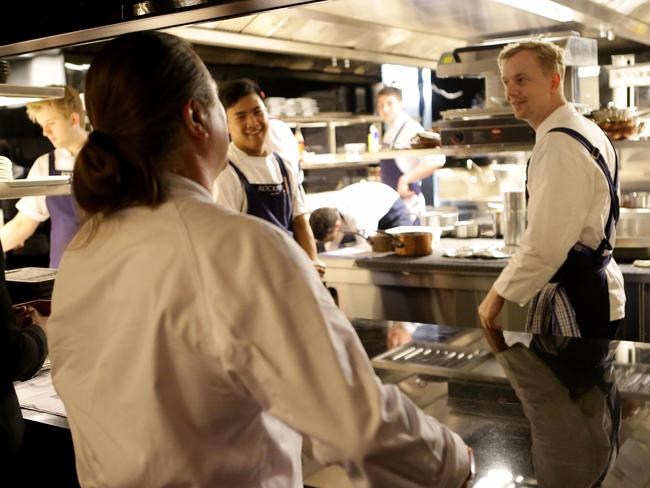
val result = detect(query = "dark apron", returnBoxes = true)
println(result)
[229,153,293,236]
[377,197,413,229]
[380,120,422,195]
[44,151,81,268]
[545,128,620,339]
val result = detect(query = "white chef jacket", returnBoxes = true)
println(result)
[324,182,403,249]
[214,142,309,218]
[15,148,74,222]
[494,104,625,321]
[265,118,303,183]
[382,111,444,216]
[48,174,470,487]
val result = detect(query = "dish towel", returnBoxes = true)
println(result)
[525,282,581,337]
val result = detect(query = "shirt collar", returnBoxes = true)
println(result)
[388,110,410,131]
[164,172,213,202]
[535,103,574,141]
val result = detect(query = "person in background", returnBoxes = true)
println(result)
[0,86,87,268]
[478,40,625,339]
[214,78,324,275]
[377,86,445,220]
[48,31,473,487]
[0,242,47,461]
[309,181,413,250]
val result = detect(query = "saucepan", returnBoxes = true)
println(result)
[352,230,433,256]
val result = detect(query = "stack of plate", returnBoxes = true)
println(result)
[264,97,286,117]
[0,156,13,181]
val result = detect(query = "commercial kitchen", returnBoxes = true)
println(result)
[1,1,650,486]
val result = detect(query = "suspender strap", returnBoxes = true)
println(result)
[548,127,620,253]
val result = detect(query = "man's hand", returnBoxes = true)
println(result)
[313,259,326,278]
[396,175,415,198]
[13,300,50,333]
[478,287,505,330]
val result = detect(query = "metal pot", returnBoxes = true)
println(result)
[393,232,432,257]
[367,232,395,252]
[454,220,479,238]
[422,206,459,236]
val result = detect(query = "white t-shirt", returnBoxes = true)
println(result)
[15,148,74,222]
[214,143,308,219]
[494,104,625,320]
[48,174,470,487]
[265,118,303,183]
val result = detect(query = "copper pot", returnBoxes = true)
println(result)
[393,232,432,257]
[368,232,394,252]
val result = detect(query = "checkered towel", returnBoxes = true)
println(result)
[525,282,581,337]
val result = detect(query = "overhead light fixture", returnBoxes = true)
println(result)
[493,0,576,23]
[0,84,65,107]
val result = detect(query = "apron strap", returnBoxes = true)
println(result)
[272,152,292,200]
[390,120,408,149]
[548,127,620,253]
[228,160,249,184]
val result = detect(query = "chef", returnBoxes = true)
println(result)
[214,78,323,274]
[309,181,413,250]
[478,40,625,339]
[0,86,86,268]
[377,86,445,220]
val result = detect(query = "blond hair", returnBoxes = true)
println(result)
[498,40,566,82]
[25,85,85,122]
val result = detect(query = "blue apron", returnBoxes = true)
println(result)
[545,128,620,339]
[380,120,422,195]
[44,152,81,268]
[229,153,293,236]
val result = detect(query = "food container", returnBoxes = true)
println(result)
[344,143,366,159]
[367,232,395,252]
[454,220,479,238]
[393,232,432,257]
[421,206,459,236]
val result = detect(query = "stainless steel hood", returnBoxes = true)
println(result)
[2,0,650,71]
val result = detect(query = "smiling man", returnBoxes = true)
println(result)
[478,40,625,339]
[0,85,87,268]
[213,78,322,274]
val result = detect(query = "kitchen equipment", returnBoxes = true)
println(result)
[367,231,395,252]
[344,143,366,159]
[454,220,479,238]
[392,232,432,257]
[485,205,505,238]
[5,267,56,304]
[421,206,459,236]
[503,191,526,247]
[622,191,650,208]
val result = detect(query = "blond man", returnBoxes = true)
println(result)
[478,41,625,339]
[0,85,88,267]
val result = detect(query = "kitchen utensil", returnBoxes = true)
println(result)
[454,220,479,238]
[392,232,432,257]
[503,190,526,246]
[367,231,395,252]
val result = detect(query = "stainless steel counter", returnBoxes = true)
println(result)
[349,319,650,488]
[321,239,650,340]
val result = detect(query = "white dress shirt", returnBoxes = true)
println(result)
[48,174,470,487]
[494,104,625,320]
[214,142,308,218]
[15,148,74,222]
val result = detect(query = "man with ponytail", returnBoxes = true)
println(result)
[0,86,87,267]
[47,32,473,487]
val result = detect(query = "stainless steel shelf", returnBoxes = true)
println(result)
[302,148,444,170]
[0,177,71,200]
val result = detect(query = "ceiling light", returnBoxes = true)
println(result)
[493,0,576,23]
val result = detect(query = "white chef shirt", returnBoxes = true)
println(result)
[214,142,308,218]
[48,174,470,487]
[337,181,402,232]
[382,111,444,216]
[265,118,303,183]
[15,148,74,222]
[494,104,625,320]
